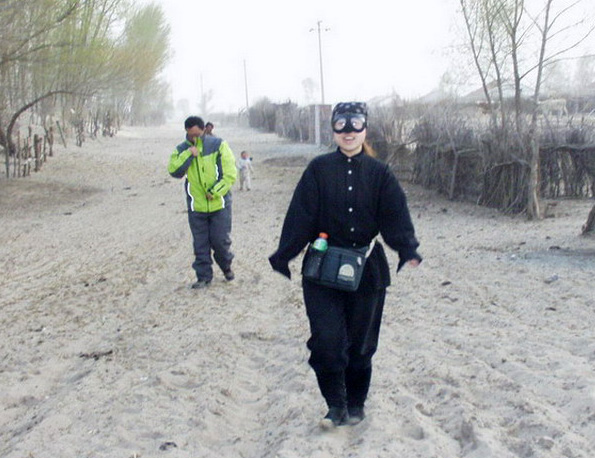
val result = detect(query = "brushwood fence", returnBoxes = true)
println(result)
[411,142,595,213]
[3,126,55,179]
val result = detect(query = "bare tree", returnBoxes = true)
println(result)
[458,0,595,218]
[524,0,594,218]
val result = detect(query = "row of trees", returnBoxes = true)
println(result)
[1,0,171,176]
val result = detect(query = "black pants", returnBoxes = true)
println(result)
[302,279,386,409]
[188,206,233,282]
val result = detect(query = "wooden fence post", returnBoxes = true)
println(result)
[15,131,21,178]
[582,203,595,235]
[5,126,58,179]
[24,136,31,176]
[48,126,54,157]
[34,134,41,172]
[56,120,67,148]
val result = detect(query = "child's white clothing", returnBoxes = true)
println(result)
[238,157,254,190]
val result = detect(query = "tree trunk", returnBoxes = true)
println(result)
[582,203,595,235]
[527,135,542,219]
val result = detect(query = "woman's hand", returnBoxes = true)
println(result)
[407,259,421,268]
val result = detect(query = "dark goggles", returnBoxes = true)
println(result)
[332,113,367,134]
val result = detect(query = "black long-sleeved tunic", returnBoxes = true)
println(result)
[269,148,421,289]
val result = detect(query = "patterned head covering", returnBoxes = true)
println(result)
[331,102,368,133]
[331,102,368,119]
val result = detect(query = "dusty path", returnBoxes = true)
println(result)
[1,123,594,458]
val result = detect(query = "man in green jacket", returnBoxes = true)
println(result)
[168,116,237,289]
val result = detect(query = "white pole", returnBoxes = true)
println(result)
[243,59,250,112]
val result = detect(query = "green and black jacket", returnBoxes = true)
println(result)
[168,135,237,213]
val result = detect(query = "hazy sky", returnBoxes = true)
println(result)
[148,0,459,112]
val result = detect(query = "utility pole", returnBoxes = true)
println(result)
[243,59,250,112]
[310,21,329,146]
[310,20,329,105]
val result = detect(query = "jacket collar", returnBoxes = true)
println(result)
[335,147,365,162]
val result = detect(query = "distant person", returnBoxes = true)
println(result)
[205,122,214,136]
[269,102,422,429]
[237,150,254,191]
[168,116,237,289]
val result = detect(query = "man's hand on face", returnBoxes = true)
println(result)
[190,146,198,156]
[186,125,204,148]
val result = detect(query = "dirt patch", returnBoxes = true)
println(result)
[522,246,595,269]
[0,179,101,218]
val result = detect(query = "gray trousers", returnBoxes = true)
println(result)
[188,205,233,282]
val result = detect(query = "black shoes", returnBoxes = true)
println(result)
[192,268,233,288]
[191,280,211,289]
[347,406,365,425]
[319,407,348,430]
[319,406,366,429]
[223,269,235,281]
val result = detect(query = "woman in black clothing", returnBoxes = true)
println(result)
[269,102,421,429]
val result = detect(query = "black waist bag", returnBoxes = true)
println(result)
[302,243,374,292]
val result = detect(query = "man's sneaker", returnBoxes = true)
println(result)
[347,406,365,425]
[319,407,348,430]
[223,269,235,281]
[191,280,211,289]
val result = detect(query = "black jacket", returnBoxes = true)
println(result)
[269,148,421,289]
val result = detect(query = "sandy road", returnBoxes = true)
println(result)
[1,123,595,458]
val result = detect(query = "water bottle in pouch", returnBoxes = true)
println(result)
[311,233,328,251]
[303,233,328,279]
